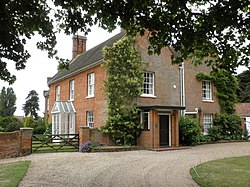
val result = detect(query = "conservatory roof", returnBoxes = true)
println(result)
[51,101,76,114]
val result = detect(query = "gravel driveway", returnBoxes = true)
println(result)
[1,142,250,187]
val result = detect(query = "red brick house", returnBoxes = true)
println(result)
[47,31,220,148]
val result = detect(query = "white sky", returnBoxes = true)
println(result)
[0,26,248,117]
[0,26,120,117]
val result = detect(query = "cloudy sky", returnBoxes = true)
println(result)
[0,26,120,117]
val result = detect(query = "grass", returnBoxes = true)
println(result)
[0,161,31,187]
[190,156,250,187]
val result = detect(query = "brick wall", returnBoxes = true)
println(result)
[0,128,33,159]
[79,126,114,150]
[49,65,108,132]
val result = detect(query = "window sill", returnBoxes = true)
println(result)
[202,100,214,103]
[86,96,94,99]
[140,94,156,98]
[68,99,74,102]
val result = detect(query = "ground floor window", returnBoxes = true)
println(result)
[140,112,150,130]
[52,113,60,134]
[203,114,213,135]
[87,111,94,128]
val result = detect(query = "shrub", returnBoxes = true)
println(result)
[23,116,35,128]
[179,116,201,145]
[33,125,46,134]
[80,141,92,152]
[209,114,243,140]
[0,116,22,132]
[199,135,212,143]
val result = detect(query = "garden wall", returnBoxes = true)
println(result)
[0,128,33,159]
[79,126,114,150]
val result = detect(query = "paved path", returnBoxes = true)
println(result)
[1,142,250,187]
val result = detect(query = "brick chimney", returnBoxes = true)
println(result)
[72,35,87,59]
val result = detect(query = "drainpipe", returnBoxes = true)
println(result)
[179,62,185,116]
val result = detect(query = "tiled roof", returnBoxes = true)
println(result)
[235,103,250,116]
[49,31,126,84]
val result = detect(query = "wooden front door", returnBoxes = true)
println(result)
[160,115,170,146]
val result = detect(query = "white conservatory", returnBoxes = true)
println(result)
[51,101,76,134]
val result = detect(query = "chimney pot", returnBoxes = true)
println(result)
[72,35,87,59]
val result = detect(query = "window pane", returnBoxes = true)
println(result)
[203,114,213,134]
[202,81,212,100]
[87,73,95,97]
[141,112,150,130]
[143,72,154,95]
[87,111,94,128]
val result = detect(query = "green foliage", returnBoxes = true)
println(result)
[101,37,143,145]
[2,1,250,83]
[23,116,35,128]
[0,87,17,116]
[196,70,239,114]
[208,114,243,141]
[22,90,40,120]
[236,69,250,102]
[0,116,22,132]
[33,125,46,134]
[179,116,201,146]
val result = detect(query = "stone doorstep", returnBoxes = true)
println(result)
[147,146,191,152]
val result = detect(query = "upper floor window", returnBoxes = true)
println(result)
[87,73,95,97]
[69,80,74,101]
[87,111,94,128]
[56,85,60,101]
[202,80,212,101]
[203,114,213,135]
[140,112,150,130]
[142,72,155,97]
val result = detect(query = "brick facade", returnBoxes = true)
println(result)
[0,128,33,159]
[49,65,108,132]
[184,62,221,132]
[47,31,221,148]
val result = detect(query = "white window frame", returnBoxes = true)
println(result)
[52,113,60,134]
[203,114,213,135]
[202,80,212,101]
[141,72,155,97]
[87,111,94,128]
[87,73,95,98]
[140,112,150,130]
[56,85,60,101]
[69,80,74,101]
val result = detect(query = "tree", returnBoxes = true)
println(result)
[23,90,40,120]
[0,87,17,116]
[237,69,250,102]
[1,1,250,84]
[101,37,144,145]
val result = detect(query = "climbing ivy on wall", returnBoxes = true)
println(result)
[101,37,144,145]
[196,69,239,114]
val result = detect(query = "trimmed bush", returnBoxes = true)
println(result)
[179,116,201,145]
[0,116,22,132]
[208,114,243,141]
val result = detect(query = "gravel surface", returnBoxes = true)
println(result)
[1,142,250,187]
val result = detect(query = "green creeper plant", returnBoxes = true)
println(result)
[101,37,144,145]
[196,69,239,114]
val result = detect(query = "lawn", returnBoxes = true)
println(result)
[190,156,250,187]
[0,161,31,187]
